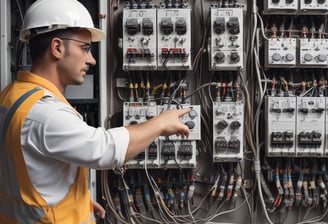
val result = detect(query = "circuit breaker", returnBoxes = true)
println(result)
[264,0,298,13]
[157,8,192,70]
[212,101,244,162]
[295,97,325,156]
[122,8,157,70]
[209,7,244,70]
[157,104,200,168]
[265,38,297,68]
[299,38,328,67]
[123,102,160,168]
[300,0,328,11]
[123,103,199,169]
[265,96,297,156]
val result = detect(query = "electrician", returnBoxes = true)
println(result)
[0,0,191,223]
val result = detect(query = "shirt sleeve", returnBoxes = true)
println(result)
[25,97,129,169]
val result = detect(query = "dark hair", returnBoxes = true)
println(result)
[28,28,80,63]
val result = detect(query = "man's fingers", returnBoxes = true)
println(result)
[177,107,191,116]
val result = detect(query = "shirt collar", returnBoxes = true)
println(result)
[17,70,70,105]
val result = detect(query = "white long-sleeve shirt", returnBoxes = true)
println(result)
[21,92,129,206]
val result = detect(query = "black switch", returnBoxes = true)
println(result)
[214,52,225,63]
[126,18,140,35]
[142,18,153,35]
[227,17,240,35]
[230,121,241,130]
[185,121,195,129]
[299,108,309,114]
[175,18,187,35]
[214,17,225,35]
[217,120,228,129]
[230,52,240,63]
[160,18,174,35]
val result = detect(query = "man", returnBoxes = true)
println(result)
[0,0,191,223]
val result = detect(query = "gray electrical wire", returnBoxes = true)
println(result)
[252,1,274,223]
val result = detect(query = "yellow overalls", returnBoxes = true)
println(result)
[0,71,95,223]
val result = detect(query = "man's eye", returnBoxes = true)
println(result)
[82,45,92,53]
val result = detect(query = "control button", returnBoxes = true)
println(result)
[185,121,195,129]
[286,54,294,62]
[304,54,312,62]
[318,54,327,62]
[272,53,281,62]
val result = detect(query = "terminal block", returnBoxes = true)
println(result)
[265,38,297,68]
[215,137,228,152]
[296,97,325,156]
[159,140,196,169]
[123,102,160,168]
[265,97,296,156]
[161,141,175,161]
[126,48,154,59]
[157,8,192,70]
[271,131,294,148]
[148,142,158,161]
[177,141,193,160]
[161,48,188,60]
[213,101,244,162]
[123,8,157,70]
[227,137,241,153]
[298,131,322,147]
[210,7,244,70]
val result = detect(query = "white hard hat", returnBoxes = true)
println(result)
[20,0,104,42]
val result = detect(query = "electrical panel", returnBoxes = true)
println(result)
[264,0,298,13]
[265,96,297,156]
[123,102,160,168]
[122,8,157,70]
[295,97,325,156]
[210,7,244,70]
[300,0,328,11]
[212,101,244,162]
[12,0,328,222]
[157,8,192,70]
[265,38,297,68]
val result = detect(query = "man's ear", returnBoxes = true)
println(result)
[50,38,64,59]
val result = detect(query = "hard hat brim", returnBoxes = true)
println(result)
[87,27,105,42]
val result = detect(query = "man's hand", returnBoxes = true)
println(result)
[93,201,105,219]
[124,107,191,162]
[157,107,191,137]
